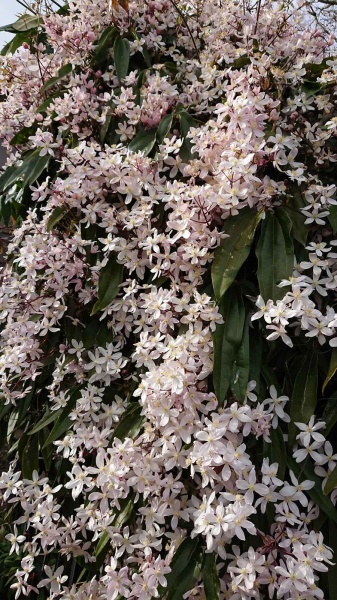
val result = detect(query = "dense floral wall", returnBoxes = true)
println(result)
[0,0,337,598]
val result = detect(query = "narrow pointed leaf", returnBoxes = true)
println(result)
[289,350,318,446]
[324,465,337,496]
[213,287,245,405]
[114,36,130,81]
[212,208,262,301]
[47,206,68,232]
[42,386,81,448]
[94,26,117,63]
[91,254,123,315]
[231,317,250,402]
[203,552,220,600]
[41,63,73,93]
[28,409,62,435]
[113,403,144,441]
[323,348,337,392]
[256,211,294,302]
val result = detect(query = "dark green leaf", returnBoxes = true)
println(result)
[213,287,245,405]
[128,129,157,156]
[328,522,337,598]
[91,254,124,315]
[203,552,220,600]
[157,113,173,144]
[82,319,100,349]
[22,151,50,188]
[113,403,144,441]
[22,434,39,479]
[329,205,337,234]
[47,206,68,232]
[28,409,62,435]
[94,26,117,63]
[231,317,250,402]
[323,348,337,392]
[256,211,294,302]
[166,543,203,600]
[323,396,337,436]
[179,111,197,161]
[41,63,73,93]
[249,329,262,393]
[281,191,308,246]
[0,150,50,195]
[10,125,37,145]
[42,387,81,448]
[114,36,130,82]
[212,207,262,301]
[164,538,200,590]
[270,427,286,481]
[324,465,337,496]
[289,350,318,446]
[220,286,245,349]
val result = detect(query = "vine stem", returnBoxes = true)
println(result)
[167,0,200,59]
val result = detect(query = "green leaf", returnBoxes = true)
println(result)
[249,329,262,393]
[256,211,294,302]
[10,125,37,145]
[289,350,318,446]
[157,113,173,144]
[0,150,50,195]
[1,32,30,55]
[115,494,135,527]
[270,427,286,481]
[28,409,62,435]
[179,111,197,161]
[114,36,130,82]
[22,434,39,479]
[323,396,337,436]
[163,538,200,590]
[212,207,262,301]
[47,206,68,232]
[42,387,81,448]
[323,348,337,392]
[324,465,337,496]
[0,14,41,33]
[202,552,220,600]
[41,63,73,93]
[329,204,337,233]
[220,286,246,350]
[288,456,337,524]
[113,403,144,441]
[91,254,124,315]
[95,531,110,557]
[128,129,157,156]
[94,26,117,63]
[23,151,50,188]
[166,541,203,600]
[328,522,337,598]
[281,191,308,246]
[231,317,250,402]
[213,287,245,405]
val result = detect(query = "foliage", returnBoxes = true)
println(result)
[0,0,337,599]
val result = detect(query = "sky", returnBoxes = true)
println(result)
[0,2,23,48]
